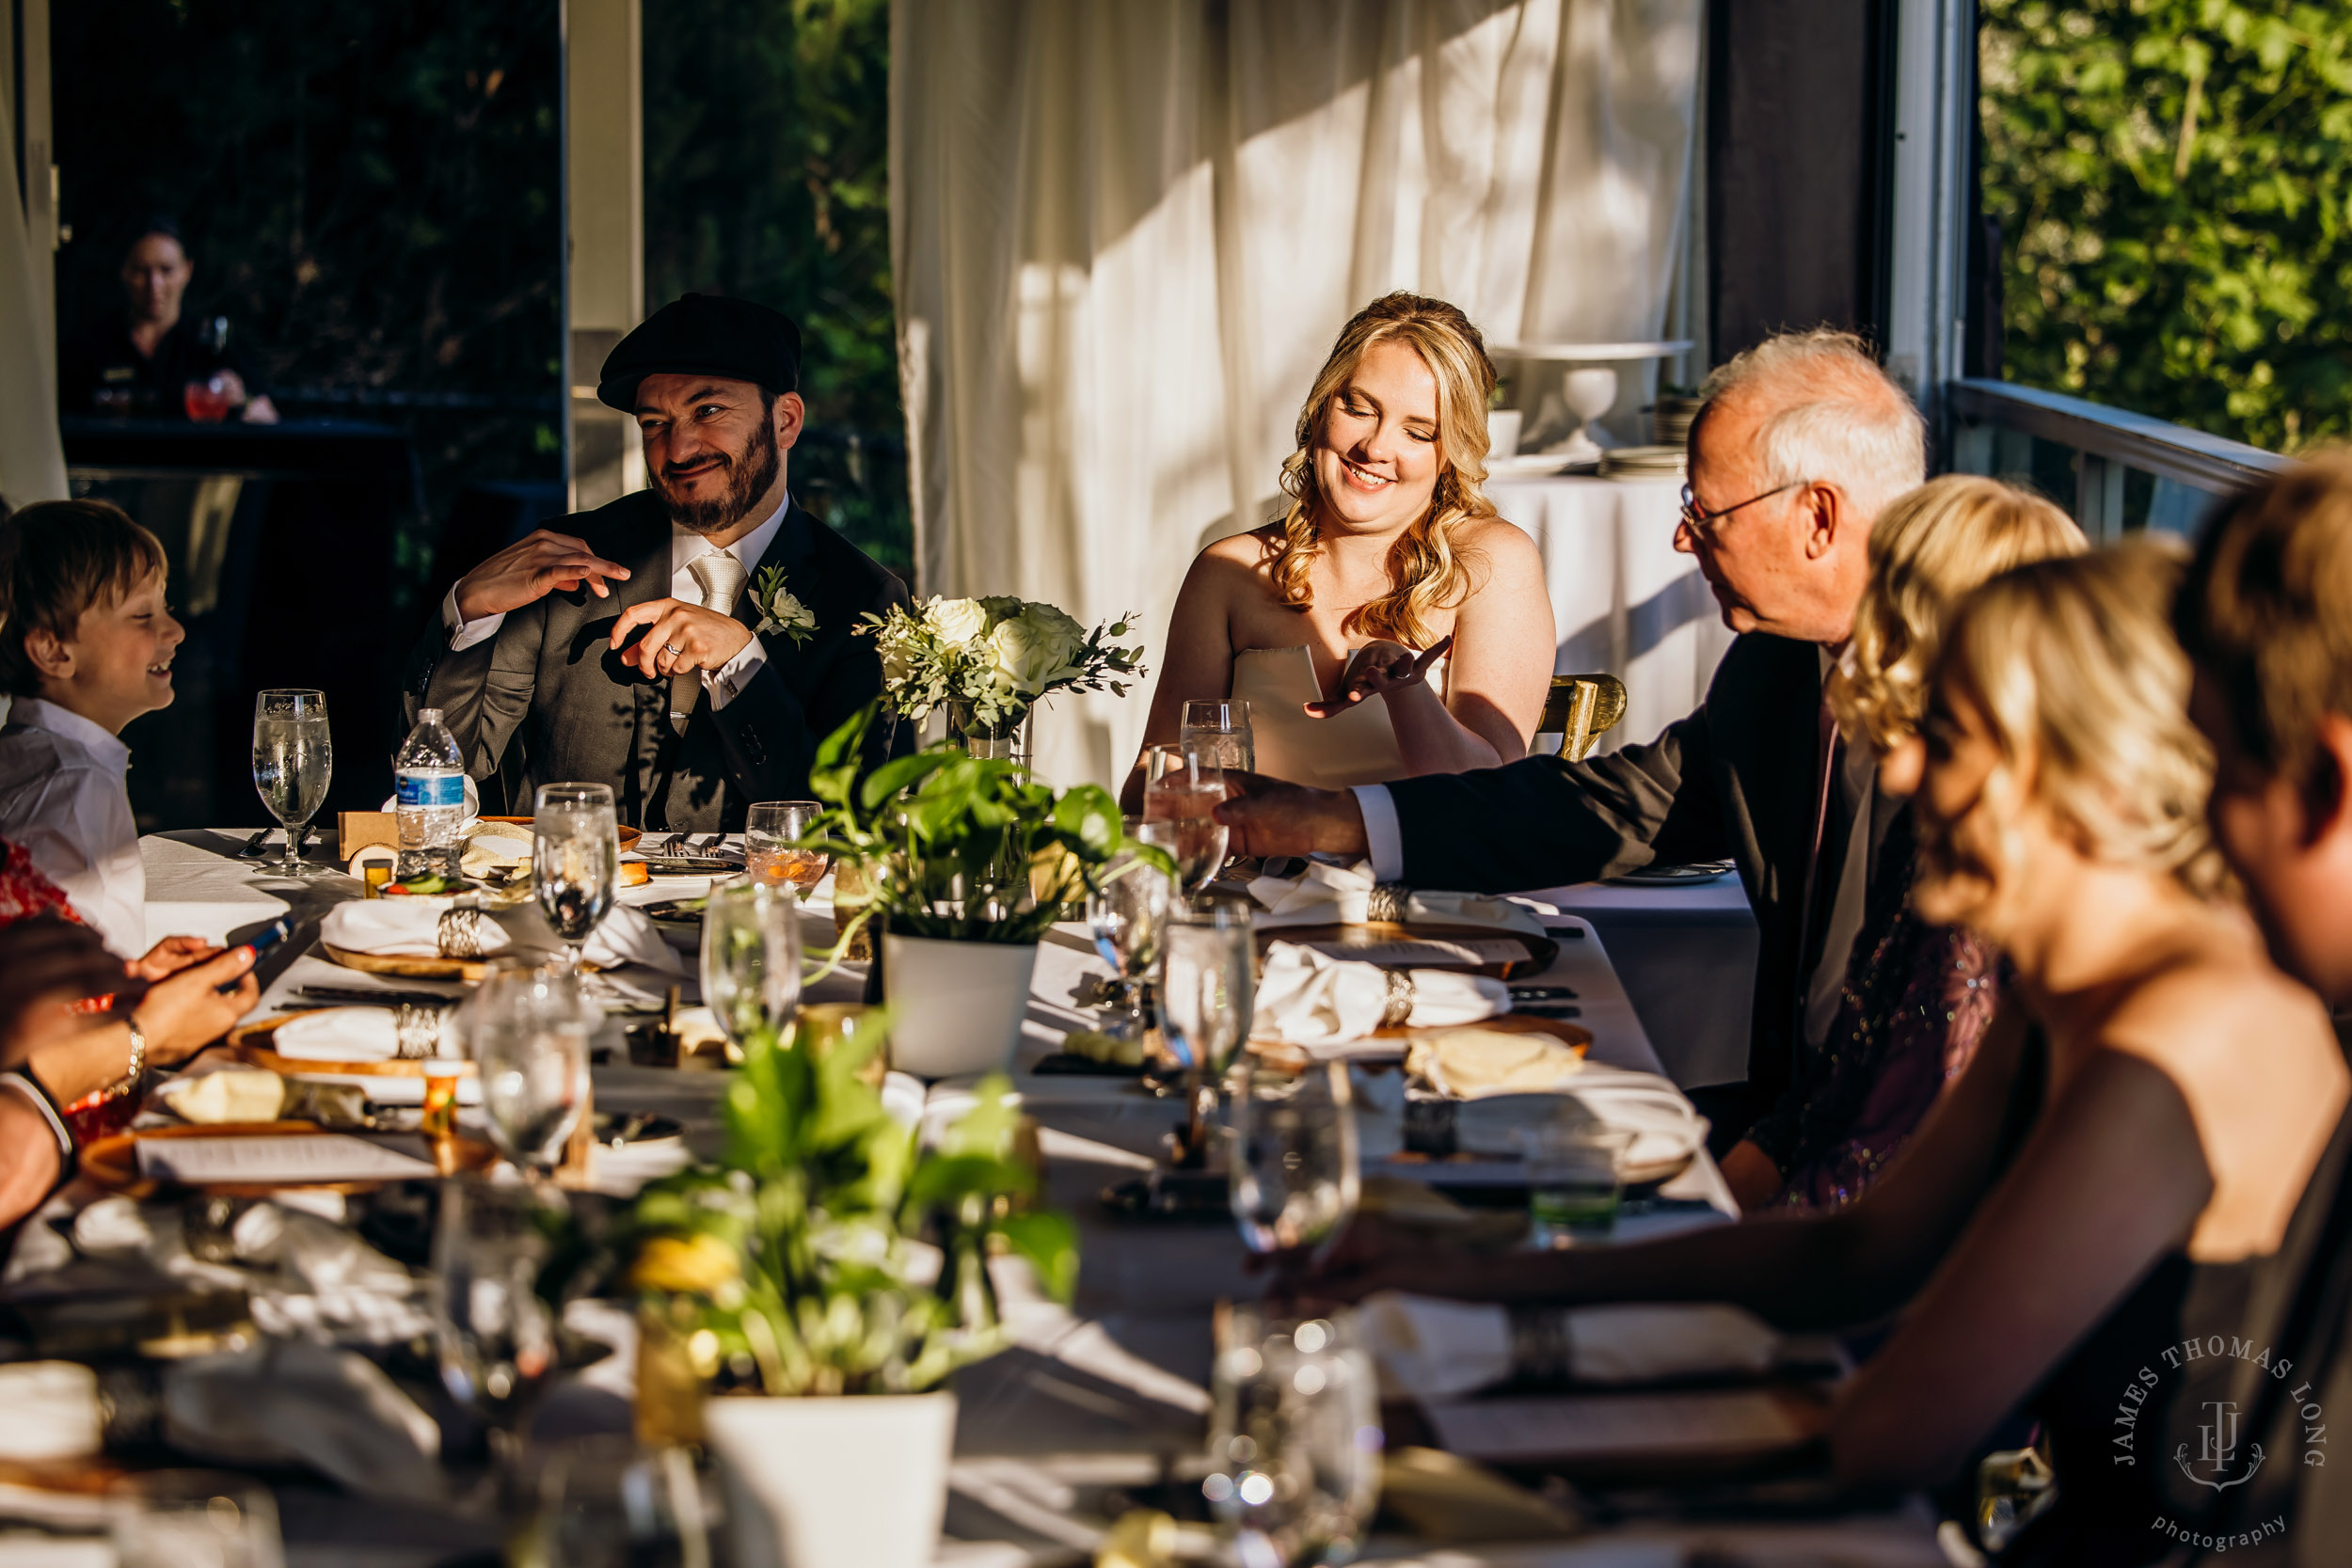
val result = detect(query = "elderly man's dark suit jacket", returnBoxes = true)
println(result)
[405,490,910,831]
[1383,631,1903,1113]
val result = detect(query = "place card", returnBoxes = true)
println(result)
[136,1132,441,1185]
[1301,937,1529,968]
[1420,1387,1816,1465]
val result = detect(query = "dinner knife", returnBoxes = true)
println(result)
[238,827,273,858]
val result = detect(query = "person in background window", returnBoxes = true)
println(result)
[58,215,279,423]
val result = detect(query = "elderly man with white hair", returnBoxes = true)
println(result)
[1216,328,1929,1154]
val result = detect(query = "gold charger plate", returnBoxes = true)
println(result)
[1257,921,1560,981]
[223,1015,476,1079]
[318,942,498,982]
[79,1120,495,1199]
[479,815,644,850]
[1250,1011,1592,1073]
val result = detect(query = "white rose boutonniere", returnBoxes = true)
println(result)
[750,565,817,648]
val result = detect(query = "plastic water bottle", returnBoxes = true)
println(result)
[394,708,466,882]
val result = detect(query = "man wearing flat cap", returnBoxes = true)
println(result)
[406,293,911,829]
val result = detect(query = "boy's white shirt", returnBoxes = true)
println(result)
[0,696,146,957]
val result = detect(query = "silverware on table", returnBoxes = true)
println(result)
[238,827,274,859]
[295,985,464,1008]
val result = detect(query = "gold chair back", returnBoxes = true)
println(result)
[1539,673,1629,762]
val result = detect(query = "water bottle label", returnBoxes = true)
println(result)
[397,771,466,808]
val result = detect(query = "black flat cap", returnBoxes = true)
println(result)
[596,293,803,411]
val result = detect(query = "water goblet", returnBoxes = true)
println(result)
[1162,899,1255,1164]
[1181,699,1255,774]
[469,960,593,1177]
[1204,1308,1381,1567]
[1141,743,1229,894]
[430,1174,563,1481]
[251,689,331,878]
[1087,817,1178,1041]
[701,877,805,1056]
[537,1435,713,1568]
[533,783,618,971]
[744,800,829,891]
[1230,1060,1359,1267]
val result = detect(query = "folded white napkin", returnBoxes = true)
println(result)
[320,897,513,959]
[269,1006,454,1063]
[1255,941,1509,1047]
[1452,1070,1710,1171]
[162,1338,444,1501]
[1360,1292,1781,1401]
[0,1363,102,1461]
[1247,859,1552,938]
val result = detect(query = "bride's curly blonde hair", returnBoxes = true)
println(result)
[1271,293,1500,648]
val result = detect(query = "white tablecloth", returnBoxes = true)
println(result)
[1486,472,1735,755]
[1539,877,1759,1092]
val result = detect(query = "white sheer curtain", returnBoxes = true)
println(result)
[0,77,68,508]
[892,0,1701,788]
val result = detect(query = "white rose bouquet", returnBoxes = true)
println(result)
[857,594,1147,734]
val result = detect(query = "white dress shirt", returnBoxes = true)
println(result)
[0,696,147,957]
[439,498,791,711]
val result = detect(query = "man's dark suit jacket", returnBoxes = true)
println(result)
[405,490,910,831]
[1384,631,1902,1109]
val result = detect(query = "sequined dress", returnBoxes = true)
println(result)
[1745,812,2005,1211]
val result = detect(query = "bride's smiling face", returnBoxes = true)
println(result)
[1313,339,1444,537]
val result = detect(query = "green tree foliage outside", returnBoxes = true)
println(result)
[1979,1,2352,454]
[644,0,911,574]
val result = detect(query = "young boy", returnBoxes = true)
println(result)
[2174,452,2352,1562]
[0,499,183,957]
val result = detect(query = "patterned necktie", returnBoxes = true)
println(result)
[670,549,751,732]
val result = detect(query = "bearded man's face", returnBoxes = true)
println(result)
[633,373,786,534]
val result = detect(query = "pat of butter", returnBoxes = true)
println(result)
[162,1068,288,1125]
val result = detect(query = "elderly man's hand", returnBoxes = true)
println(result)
[453,529,633,623]
[1212,772,1370,860]
[609,599,755,681]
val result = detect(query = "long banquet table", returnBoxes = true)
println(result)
[11,832,1947,1566]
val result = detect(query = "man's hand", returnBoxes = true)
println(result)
[1305,635,1453,718]
[1212,772,1370,860]
[609,599,755,681]
[453,529,632,624]
[0,919,123,1069]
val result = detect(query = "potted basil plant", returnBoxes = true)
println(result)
[619,1011,1076,1568]
[802,704,1168,1077]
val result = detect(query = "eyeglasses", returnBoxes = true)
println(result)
[1678,478,1810,532]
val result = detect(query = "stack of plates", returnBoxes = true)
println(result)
[1648,394,1704,450]
[1598,445,1688,480]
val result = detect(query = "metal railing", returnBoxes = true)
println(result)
[1947,379,2296,540]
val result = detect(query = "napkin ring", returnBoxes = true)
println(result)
[393,1005,441,1061]
[437,907,492,958]
[1508,1307,1573,1385]
[1366,881,1411,923]
[1378,969,1416,1030]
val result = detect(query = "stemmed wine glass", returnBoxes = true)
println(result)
[1161,900,1255,1164]
[701,878,804,1056]
[1205,1308,1380,1568]
[533,783,618,971]
[1180,699,1254,773]
[431,1173,563,1485]
[1087,817,1178,1042]
[251,689,331,877]
[469,959,593,1178]
[1230,1060,1359,1269]
[1142,743,1229,895]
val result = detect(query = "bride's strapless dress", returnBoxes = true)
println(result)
[1230,645,1450,788]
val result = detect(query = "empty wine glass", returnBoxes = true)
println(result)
[745,800,829,892]
[110,1469,285,1568]
[251,689,331,878]
[533,783,618,971]
[1181,699,1255,773]
[1162,899,1255,1164]
[1230,1061,1359,1264]
[1088,818,1178,1041]
[537,1436,713,1568]
[469,960,593,1177]
[701,878,804,1055]
[1204,1308,1381,1568]
[1142,743,1229,894]
[431,1175,561,1447]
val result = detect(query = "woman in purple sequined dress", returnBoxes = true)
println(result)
[1725,476,2083,1212]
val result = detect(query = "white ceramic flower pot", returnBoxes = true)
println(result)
[882,933,1039,1078]
[705,1391,958,1568]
